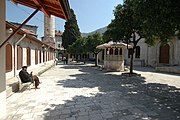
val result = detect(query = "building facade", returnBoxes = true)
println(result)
[124,37,180,67]
[0,0,71,118]
[9,22,38,37]
[5,21,55,92]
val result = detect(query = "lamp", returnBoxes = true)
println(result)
[7,28,13,34]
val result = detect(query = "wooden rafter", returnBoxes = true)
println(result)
[12,0,71,20]
[32,0,50,17]
[58,0,67,20]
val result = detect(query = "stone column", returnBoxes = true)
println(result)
[104,48,106,61]
[14,45,18,76]
[118,48,120,61]
[113,48,115,61]
[107,48,110,69]
[0,0,6,118]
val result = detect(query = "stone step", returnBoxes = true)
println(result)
[156,66,180,74]
[6,81,19,98]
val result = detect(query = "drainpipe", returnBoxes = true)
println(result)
[13,34,26,77]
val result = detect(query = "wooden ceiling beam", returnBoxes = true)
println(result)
[44,3,63,12]
[12,0,70,19]
[32,0,50,17]
[52,13,66,19]
[13,0,37,8]
[57,0,67,20]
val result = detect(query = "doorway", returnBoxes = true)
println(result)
[159,44,170,64]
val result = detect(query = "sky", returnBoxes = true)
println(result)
[6,0,123,39]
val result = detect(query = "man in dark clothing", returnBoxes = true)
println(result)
[19,66,40,89]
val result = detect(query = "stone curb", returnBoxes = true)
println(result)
[37,63,55,76]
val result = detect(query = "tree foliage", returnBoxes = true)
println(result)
[104,1,143,74]
[86,33,103,54]
[62,9,81,49]
[86,33,104,66]
[67,33,104,66]
[103,0,180,74]
[67,37,87,55]
[133,0,180,43]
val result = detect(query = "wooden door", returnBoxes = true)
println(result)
[159,44,170,64]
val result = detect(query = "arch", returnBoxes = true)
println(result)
[115,48,118,55]
[159,44,170,64]
[109,48,113,55]
[135,46,140,58]
[17,46,23,70]
[119,48,122,55]
[27,48,31,66]
[102,49,104,60]
[6,44,12,72]
[106,48,109,55]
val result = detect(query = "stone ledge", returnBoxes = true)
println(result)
[156,66,180,74]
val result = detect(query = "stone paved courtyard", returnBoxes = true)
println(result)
[4,64,180,120]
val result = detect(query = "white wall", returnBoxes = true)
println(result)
[5,31,56,80]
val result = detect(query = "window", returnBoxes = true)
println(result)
[106,49,109,55]
[135,46,140,58]
[58,44,61,48]
[115,48,118,55]
[102,50,104,60]
[120,48,122,55]
[109,48,113,55]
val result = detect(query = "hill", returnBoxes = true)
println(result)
[81,26,107,37]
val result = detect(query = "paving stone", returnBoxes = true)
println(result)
[89,113,103,119]
[65,116,76,120]
[78,111,89,116]
[5,64,180,120]
[101,112,113,119]
[76,115,90,120]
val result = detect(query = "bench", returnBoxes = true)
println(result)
[16,75,33,91]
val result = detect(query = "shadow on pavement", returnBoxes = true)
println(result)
[43,65,180,120]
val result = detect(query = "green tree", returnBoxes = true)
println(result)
[133,0,180,43]
[67,37,88,64]
[104,1,144,74]
[62,9,81,49]
[86,33,104,66]
[104,0,180,74]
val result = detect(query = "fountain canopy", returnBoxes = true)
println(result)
[97,41,132,71]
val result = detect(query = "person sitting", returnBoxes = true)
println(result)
[19,66,40,89]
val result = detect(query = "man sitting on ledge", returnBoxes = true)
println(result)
[19,66,40,89]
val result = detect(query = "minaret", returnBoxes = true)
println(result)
[43,15,55,47]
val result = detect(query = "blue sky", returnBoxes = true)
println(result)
[6,0,123,39]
